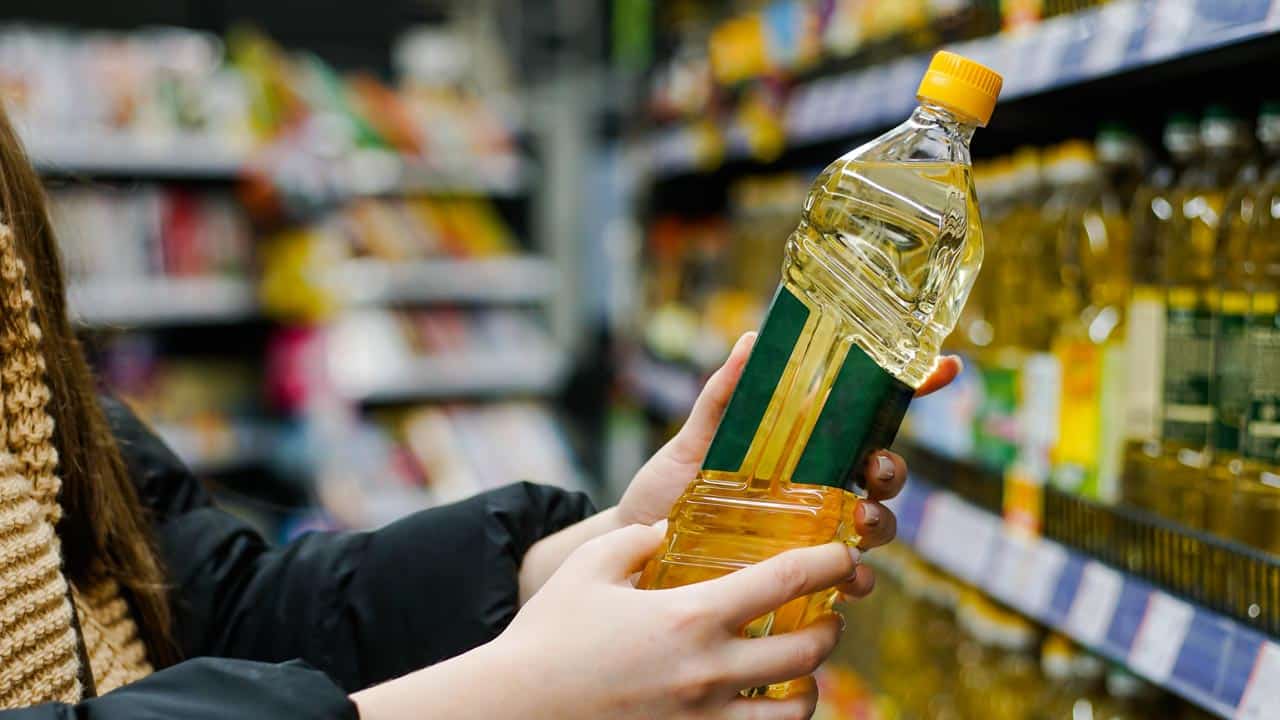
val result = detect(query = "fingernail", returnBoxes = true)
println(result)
[835,612,847,632]
[653,519,668,533]
[861,502,881,526]
[847,547,861,569]
[876,455,895,481]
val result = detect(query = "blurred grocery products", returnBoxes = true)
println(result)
[260,195,531,320]
[820,546,1207,720]
[51,186,253,281]
[317,401,583,530]
[93,333,272,476]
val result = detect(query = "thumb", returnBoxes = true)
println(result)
[669,332,756,464]
[576,521,668,582]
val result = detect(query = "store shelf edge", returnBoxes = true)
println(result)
[68,277,260,327]
[335,348,570,403]
[335,256,557,306]
[890,476,1277,719]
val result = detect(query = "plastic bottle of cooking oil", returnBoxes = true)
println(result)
[1204,105,1280,537]
[975,149,1050,473]
[1047,141,1132,501]
[1037,634,1107,720]
[1229,102,1280,554]
[1121,114,1199,512]
[1155,107,1251,528]
[1097,123,1148,208]
[637,51,1002,696]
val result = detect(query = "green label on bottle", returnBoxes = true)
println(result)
[975,365,1019,470]
[1245,314,1280,464]
[790,342,914,489]
[703,285,810,473]
[702,284,914,491]
[1214,311,1249,453]
[1161,300,1214,445]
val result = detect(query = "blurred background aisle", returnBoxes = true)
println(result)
[7,1,1280,718]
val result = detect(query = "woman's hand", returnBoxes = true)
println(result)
[519,333,960,605]
[500,523,859,720]
[617,332,961,598]
[355,524,861,719]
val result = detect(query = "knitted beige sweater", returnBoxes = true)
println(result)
[0,221,152,708]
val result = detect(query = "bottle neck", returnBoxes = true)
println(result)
[915,102,977,145]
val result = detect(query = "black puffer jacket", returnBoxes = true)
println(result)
[8,398,595,719]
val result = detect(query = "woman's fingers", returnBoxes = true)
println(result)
[725,677,819,720]
[836,564,877,599]
[576,522,667,581]
[706,543,859,629]
[915,355,962,397]
[668,332,757,464]
[722,615,841,690]
[861,451,907,501]
[854,500,897,550]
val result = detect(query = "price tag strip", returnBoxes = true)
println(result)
[902,477,1278,719]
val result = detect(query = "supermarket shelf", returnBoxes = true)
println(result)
[24,132,248,180]
[332,347,569,403]
[890,470,1278,718]
[68,276,259,327]
[270,150,529,204]
[21,131,525,196]
[153,421,277,476]
[332,256,557,306]
[649,0,1280,177]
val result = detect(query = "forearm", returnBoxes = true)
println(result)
[351,640,547,720]
[518,506,623,604]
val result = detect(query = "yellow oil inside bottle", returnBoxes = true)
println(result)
[638,145,987,695]
[1045,141,1132,500]
[1121,115,1198,512]
[1151,109,1249,528]
[1229,113,1280,554]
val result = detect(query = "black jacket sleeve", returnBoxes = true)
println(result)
[0,398,598,718]
[6,659,356,719]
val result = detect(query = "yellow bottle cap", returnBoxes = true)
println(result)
[916,50,1003,127]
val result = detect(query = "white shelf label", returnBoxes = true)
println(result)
[987,532,1066,620]
[1082,1,1140,74]
[1143,0,1196,59]
[1128,592,1194,683]
[1023,539,1068,617]
[916,494,999,584]
[1237,642,1280,720]
[1066,561,1123,645]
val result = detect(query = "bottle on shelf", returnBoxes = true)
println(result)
[1037,634,1107,720]
[1121,114,1201,513]
[636,51,1003,698]
[1153,107,1251,529]
[1047,140,1131,502]
[974,149,1045,471]
[1230,102,1280,555]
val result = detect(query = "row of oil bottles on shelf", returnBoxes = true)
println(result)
[821,546,1212,720]
[904,102,1280,557]
[641,101,1280,554]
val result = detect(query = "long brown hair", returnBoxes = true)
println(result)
[0,107,176,667]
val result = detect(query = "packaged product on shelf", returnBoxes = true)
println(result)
[1046,140,1130,501]
[1153,107,1251,528]
[1228,103,1280,553]
[49,186,252,282]
[1038,634,1108,718]
[1121,114,1199,512]
[972,149,1048,471]
[637,51,1002,699]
